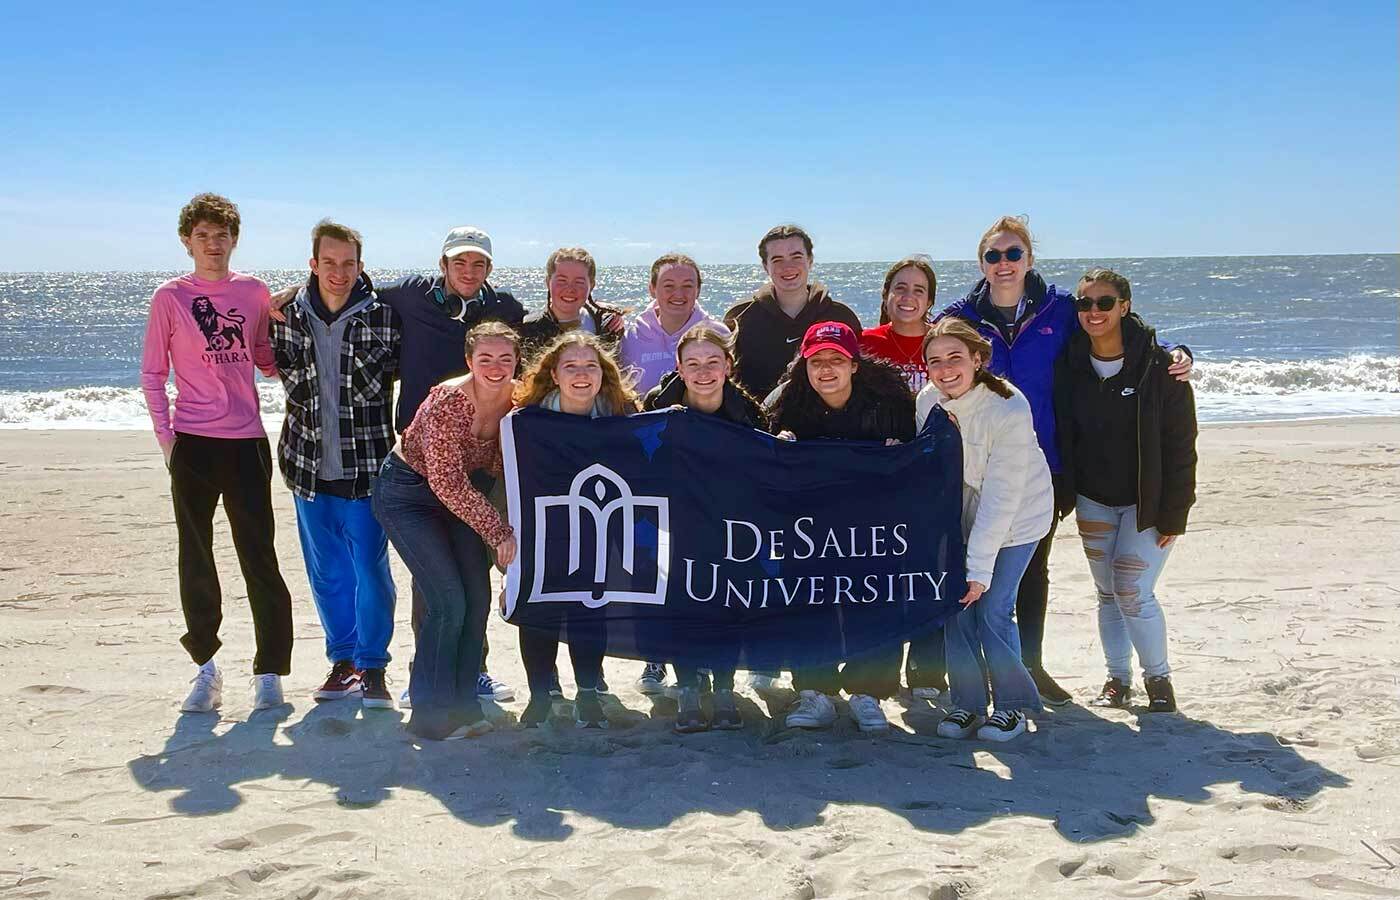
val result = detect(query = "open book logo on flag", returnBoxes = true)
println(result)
[531,463,671,608]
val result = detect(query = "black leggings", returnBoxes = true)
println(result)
[1016,514,1058,669]
[519,623,605,697]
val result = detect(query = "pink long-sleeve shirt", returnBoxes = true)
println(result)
[140,272,277,444]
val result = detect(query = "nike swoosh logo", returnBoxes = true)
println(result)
[785,337,801,344]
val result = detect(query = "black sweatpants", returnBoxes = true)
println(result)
[169,433,293,675]
[1016,512,1058,670]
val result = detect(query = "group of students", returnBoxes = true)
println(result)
[141,193,1198,743]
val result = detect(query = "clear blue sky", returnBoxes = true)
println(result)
[1,1,1395,271]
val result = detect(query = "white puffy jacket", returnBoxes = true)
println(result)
[916,381,1054,587]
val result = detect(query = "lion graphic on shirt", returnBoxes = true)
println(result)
[190,296,247,352]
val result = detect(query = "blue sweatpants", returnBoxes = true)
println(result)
[293,493,396,670]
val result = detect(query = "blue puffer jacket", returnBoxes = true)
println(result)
[935,271,1076,473]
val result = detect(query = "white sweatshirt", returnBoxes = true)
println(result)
[916,381,1054,587]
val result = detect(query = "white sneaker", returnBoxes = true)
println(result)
[251,674,285,710]
[399,686,412,709]
[936,709,982,739]
[785,690,837,729]
[637,663,668,695]
[976,710,1027,742]
[847,694,889,732]
[181,668,223,713]
[911,686,942,701]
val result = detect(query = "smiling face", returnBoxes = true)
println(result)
[677,339,729,404]
[805,348,857,407]
[762,236,812,299]
[444,251,491,299]
[978,231,1032,293]
[885,265,932,328]
[649,262,700,327]
[1076,279,1130,339]
[468,336,517,392]
[181,220,237,275]
[310,235,363,304]
[549,260,593,322]
[553,343,603,408]
[924,334,982,399]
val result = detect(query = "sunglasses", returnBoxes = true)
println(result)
[1074,295,1124,312]
[982,246,1025,264]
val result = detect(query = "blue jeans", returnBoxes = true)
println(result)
[372,455,492,733]
[293,493,396,670]
[1075,496,1174,682]
[944,541,1043,715]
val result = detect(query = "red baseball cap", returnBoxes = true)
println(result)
[800,321,860,359]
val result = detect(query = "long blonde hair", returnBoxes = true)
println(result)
[513,331,638,413]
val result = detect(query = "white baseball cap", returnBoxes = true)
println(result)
[442,226,493,260]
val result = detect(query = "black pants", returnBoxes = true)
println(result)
[169,433,293,675]
[519,621,605,697]
[905,624,948,691]
[1016,513,1058,670]
[792,643,902,699]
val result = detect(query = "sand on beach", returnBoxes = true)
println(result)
[1,419,1397,900]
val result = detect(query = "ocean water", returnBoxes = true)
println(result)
[0,254,1396,428]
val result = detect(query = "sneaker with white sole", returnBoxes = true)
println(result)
[847,694,889,732]
[936,709,982,739]
[360,668,395,710]
[181,668,222,713]
[312,660,361,701]
[976,710,1027,742]
[911,686,943,701]
[637,662,668,695]
[476,672,515,702]
[785,690,836,729]
[251,674,285,710]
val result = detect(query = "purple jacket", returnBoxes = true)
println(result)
[620,304,731,394]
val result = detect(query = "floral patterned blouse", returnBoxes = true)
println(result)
[400,383,513,546]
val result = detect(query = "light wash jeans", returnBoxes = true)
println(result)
[1075,496,1174,682]
[944,541,1044,715]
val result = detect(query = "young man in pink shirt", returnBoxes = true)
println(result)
[140,193,294,714]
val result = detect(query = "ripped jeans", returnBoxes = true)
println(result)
[1075,496,1174,682]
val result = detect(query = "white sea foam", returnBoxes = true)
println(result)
[2,356,1396,429]
[0,382,286,430]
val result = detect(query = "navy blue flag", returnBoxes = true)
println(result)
[501,406,967,670]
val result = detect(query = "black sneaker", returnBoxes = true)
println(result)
[1031,667,1073,707]
[595,672,610,695]
[673,687,708,734]
[711,689,742,731]
[1144,676,1177,713]
[574,689,608,729]
[547,667,564,699]
[360,668,395,709]
[520,696,553,729]
[1090,678,1132,709]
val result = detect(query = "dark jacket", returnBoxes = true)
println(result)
[723,282,863,401]
[1054,313,1198,535]
[642,370,769,431]
[376,275,524,432]
[518,298,626,362]
[937,270,1189,475]
[769,366,916,444]
[271,275,400,500]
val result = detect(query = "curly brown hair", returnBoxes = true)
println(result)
[513,332,638,414]
[178,193,241,241]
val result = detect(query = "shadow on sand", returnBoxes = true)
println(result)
[127,687,1347,844]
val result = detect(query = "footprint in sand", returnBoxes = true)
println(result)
[1218,843,1343,863]
[19,684,89,695]
[1305,874,1400,897]
[213,823,314,851]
